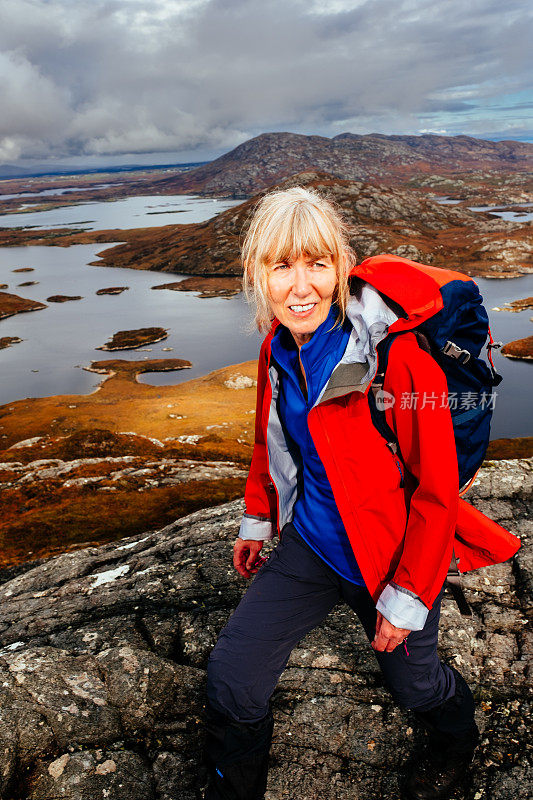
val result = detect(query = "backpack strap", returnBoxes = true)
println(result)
[368,331,403,460]
[368,328,433,460]
[369,331,472,618]
[446,551,472,616]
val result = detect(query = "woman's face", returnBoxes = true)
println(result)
[266,253,338,348]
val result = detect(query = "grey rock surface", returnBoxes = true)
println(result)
[0,458,530,800]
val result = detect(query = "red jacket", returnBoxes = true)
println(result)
[239,257,521,618]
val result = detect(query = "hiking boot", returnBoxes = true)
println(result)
[402,746,476,800]
[403,665,479,799]
[203,703,273,800]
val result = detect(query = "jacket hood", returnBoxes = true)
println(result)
[350,254,454,332]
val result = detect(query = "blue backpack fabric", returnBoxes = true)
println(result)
[367,277,502,493]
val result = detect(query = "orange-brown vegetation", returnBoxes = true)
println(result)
[0,473,245,568]
[0,354,530,570]
[46,294,83,302]
[501,336,533,360]
[486,437,533,459]
[0,358,257,457]
[0,359,259,567]
[0,291,47,319]
[96,327,170,350]
[95,286,129,295]
[152,276,243,297]
[0,336,22,350]
[501,297,533,312]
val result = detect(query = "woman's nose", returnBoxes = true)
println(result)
[292,264,312,296]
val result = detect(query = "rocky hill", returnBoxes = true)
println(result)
[145,132,533,198]
[0,458,530,800]
[89,171,531,279]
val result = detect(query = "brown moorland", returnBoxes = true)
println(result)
[500,297,533,312]
[0,359,258,567]
[96,327,169,350]
[501,335,533,360]
[0,336,22,350]
[0,355,530,570]
[0,290,47,319]
[46,294,83,302]
[151,276,243,297]
[95,286,129,295]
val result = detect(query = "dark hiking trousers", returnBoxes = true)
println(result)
[204,523,477,798]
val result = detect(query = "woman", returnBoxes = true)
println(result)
[203,187,518,800]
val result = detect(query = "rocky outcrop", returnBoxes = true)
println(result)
[0,458,530,799]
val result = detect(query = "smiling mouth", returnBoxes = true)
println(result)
[289,303,316,313]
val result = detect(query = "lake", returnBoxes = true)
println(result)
[0,194,241,231]
[0,183,121,201]
[435,197,533,223]
[0,192,531,440]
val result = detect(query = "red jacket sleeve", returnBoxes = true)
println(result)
[383,333,459,607]
[239,336,278,539]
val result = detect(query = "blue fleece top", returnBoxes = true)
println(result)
[270,304,365,586]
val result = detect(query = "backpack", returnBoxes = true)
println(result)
[361,259,503,613]
[362,262,502,492]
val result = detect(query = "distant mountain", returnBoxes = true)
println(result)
[146,132,533,197]
[0,161,207,181]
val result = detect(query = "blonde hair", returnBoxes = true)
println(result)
[242,186,356,333]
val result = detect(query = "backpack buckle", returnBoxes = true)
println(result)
[442,340,471,364]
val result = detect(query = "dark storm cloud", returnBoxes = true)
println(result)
[0,0,531,163]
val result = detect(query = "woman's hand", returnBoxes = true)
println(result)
[372,611,411,653]
[233,538,267,578]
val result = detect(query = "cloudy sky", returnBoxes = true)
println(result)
[1,0,531,168]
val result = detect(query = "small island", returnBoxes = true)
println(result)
[501,335,533,360]
[152,276,242,298]
[96,286,129,295]
[0,336,23,350]
[502,296,533,312]
[46,295,84,303]
[97,327,169,351]
[0,291,47,320]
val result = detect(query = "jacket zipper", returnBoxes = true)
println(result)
[263,366,283,537]
[310,402,382,593]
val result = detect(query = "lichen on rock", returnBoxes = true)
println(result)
[0,458,530,799]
